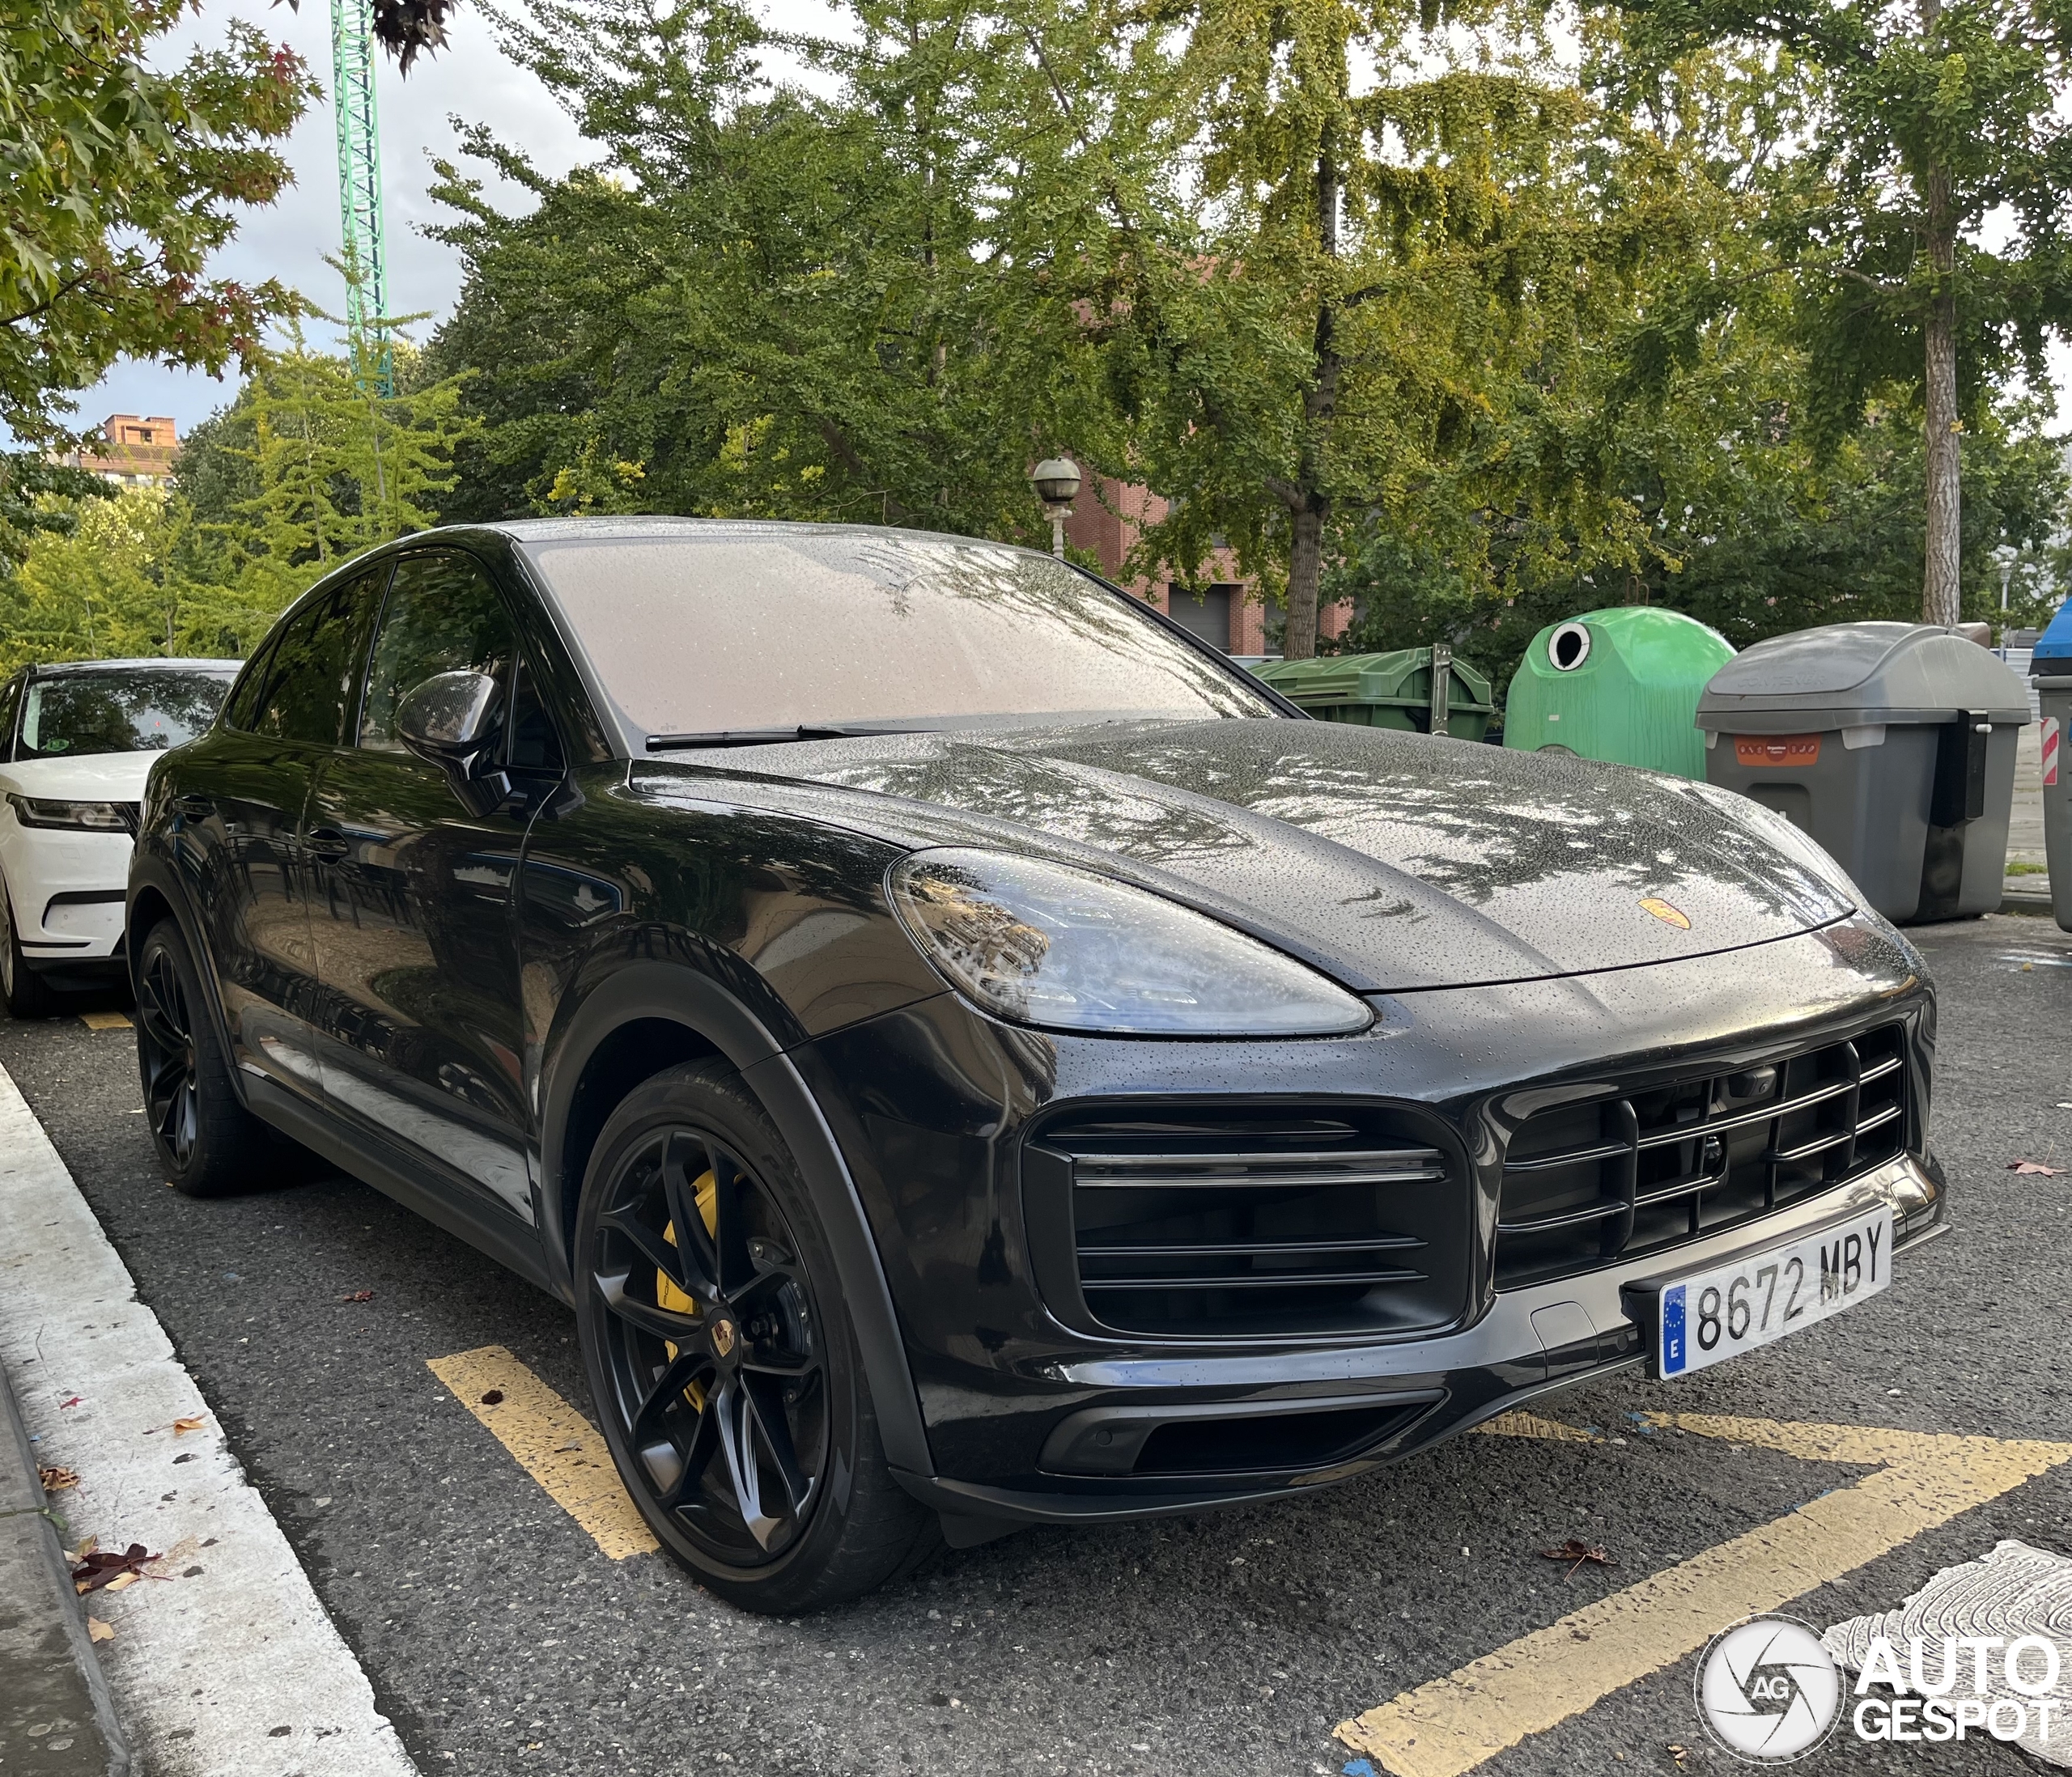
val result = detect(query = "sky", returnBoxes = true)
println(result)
[72,0,593,438]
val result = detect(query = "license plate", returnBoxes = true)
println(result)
[1657,1207,1893,1378]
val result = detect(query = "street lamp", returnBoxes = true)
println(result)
[1031,456,1081,559]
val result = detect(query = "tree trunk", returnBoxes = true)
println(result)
[1283,146,1342,660]
[1286,498,1328,657]
[1921,269,1960,626]
[1919,0,1961,627]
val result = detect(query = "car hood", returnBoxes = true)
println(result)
[653,718,1858,994]
[0,752,157,799]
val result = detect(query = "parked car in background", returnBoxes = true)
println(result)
[128,521,1946,1612]
[0,658,240,1016]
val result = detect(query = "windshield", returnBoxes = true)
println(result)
[17,670,235,758]
[524,528,1281,742]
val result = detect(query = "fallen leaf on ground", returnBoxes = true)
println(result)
[1668,1748,1689,1768]
[40,1465,79,1492]
[172,1415,206,1434]
[87,1617,114,1643]
[1540,1538,1618,1579]
[480,1389,504,1406]
[2006,1160,2064,1176]
[102,1571,138,1593]
[59,1396,83,1409]
[63,1535,97,1563]
[72,1543,158,1594]
[341,1289,375,1303]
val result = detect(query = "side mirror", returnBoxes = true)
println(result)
[397,671,501,765]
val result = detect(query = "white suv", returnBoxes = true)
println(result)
[0,658,239,1017]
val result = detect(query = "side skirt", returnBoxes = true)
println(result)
[245,1076,555,1296]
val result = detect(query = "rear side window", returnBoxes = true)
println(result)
[359,553,515,751]
[249,570,386,745]
[220,640,278,733]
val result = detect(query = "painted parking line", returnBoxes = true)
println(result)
[1335,1412,2072,1776]
[78,1010,132,1032]
[426,1346,659,1560]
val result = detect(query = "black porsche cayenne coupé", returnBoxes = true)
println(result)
[129,519,1947,1609]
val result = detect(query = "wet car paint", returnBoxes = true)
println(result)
[130,521,1945,1534]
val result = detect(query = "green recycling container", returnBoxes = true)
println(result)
[1503,607,1734,778]
[1250,647,1496,740]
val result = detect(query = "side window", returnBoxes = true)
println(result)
[359,553,514,752]
[250,571,384,745]
[220,638,278,733]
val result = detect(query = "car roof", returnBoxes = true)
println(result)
[479,515,1042,552]
[24,657,242,677]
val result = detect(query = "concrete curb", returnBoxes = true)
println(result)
[0,1059,419,1777]
[1998,887,2057,918]
[0,1354,130,1775]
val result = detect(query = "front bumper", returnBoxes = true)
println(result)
[894,1149,1947,1528]
[0,821,133,966]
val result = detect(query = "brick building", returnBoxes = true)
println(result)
[1063,472,1350,656]
[57,414,180,488]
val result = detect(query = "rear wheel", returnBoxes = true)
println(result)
[575,1062,937,1613]
[0,877,58,1019]
[133,919,271,1195]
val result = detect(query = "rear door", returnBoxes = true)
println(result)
[303,549,541,1225]
[164,572,384,1100]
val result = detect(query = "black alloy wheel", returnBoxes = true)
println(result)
[592,1125,829,1560]
[576,1062,937,1612]
[132,919,270,1195]
[0,878,57,1019]
[136,939,200,1167]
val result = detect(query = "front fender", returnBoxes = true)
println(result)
[536,957,935,1478]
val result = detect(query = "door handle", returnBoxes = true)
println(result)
[303,827,352,860]
[172,794,214,821]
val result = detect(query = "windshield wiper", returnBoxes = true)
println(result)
[645,723,923,752]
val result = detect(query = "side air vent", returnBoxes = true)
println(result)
[1496,1023,1911,1289]
[1025,1106,1469,1339]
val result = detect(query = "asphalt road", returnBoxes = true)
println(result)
[5,913,2070,1777]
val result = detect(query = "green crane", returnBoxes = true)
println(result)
[331,0,393,395]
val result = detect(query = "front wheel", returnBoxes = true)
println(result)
[575,1062,937,1613]
[0,878,58,1019]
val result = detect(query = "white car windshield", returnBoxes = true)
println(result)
[17,670,235,758]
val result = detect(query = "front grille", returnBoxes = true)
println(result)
[1032,1108,1469,1338]
[1496,1023,1909,1288]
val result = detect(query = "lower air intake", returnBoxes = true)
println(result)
[1028,1106,1468,1339]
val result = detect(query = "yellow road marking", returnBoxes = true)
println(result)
[426,1346,659,1560]
[79,1010,132,1031]
[1337,1414,2072,1776]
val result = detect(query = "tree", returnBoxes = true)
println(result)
[423,0,1168,540]
[1105,0,1731,656]
[1613,0,2072,625]
[2,0,314,573]
[2,0,315,440]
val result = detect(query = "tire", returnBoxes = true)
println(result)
[133,918,273,1196]
[0,878,59,1019]
[575,1060,938,1613]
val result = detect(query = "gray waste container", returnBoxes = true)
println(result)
[1696,621,2031,923]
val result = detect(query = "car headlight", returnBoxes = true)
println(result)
[888,848,1373,1036]
[6,794,134,832]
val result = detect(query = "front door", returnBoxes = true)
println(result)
[304,550,538,1225]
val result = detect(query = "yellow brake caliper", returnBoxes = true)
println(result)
[660,1168,719,1411]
